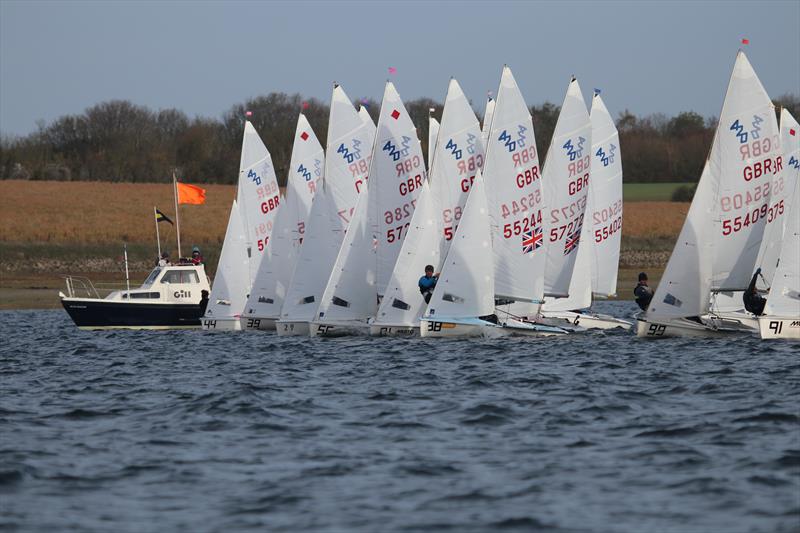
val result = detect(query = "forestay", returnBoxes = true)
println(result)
[710,51,779,291]
[756,109,799,282]
[237,122,281,286]
[204,200,249,321]
[243,114,324,320]
[763,176,800,317]
[484,66,545,303]
[279,85,375,323]
[424,170,494,320]
[588,93,624,298]
[542,79,592,297]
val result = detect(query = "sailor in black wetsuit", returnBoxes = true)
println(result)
[743,268,767,316]
[634,272,654,311]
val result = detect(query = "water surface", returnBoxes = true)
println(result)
[1,303,798,532]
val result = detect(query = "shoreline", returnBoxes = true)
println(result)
[0,268,658,310]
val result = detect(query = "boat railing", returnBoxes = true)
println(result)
[63,276,128,299]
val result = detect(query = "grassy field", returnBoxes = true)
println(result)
[622,182,690,202]
[0,180,686,308]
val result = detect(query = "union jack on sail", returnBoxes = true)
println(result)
[563,224,582,255]
[522,226,543,254]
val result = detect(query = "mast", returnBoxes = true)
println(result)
[172,170,182,258]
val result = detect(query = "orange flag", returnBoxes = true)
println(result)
[176,182,206,205]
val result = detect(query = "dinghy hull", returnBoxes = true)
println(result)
[275,320,310,336]
[240,316,277,331]
[635,318,728,338]
[368,324,419,337]
[538,311,632,330]
[420,317,567,338]
[309,321,369,337]
[201,317,242,331]
[758,317,800,340]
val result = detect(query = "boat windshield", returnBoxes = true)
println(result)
[143,267,162,286]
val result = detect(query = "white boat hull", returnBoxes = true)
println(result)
[538,310,632,330]
[705,311,758,332]
[201,317,243,331]
[309,321,369,337]
[240,316,277,331]
[275,320,310,336]
[368,324,420,337]
[635,318,728,338]
[420,317,567,338]
[420,318,494,338]
[758,317,800,340]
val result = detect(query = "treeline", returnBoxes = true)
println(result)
[1,93,797,185]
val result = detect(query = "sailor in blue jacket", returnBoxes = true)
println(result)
[418,265,439,304]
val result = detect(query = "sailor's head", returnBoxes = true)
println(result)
[192,246,200,256]
[638,272,648,282]
[161,251,169,259]
[425,265,434,277]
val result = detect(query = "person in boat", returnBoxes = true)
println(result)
[157,252,170,267]
[743,268,767,316]
[419,265,440,304]
[199,289,210,316]
[190,246,204,265]
[634,272,654,311]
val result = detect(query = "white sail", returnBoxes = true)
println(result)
[374,180,440,326]
[484,66,545,303]
[373,79,484,327]
[359,106,376,136]
[314,82,427,324]
[710,51,779,291]
[481,97,496,148]
[542,79,592,297]
[541,217,593,312]
[204,200,249,322]
[428,116,440,172]
[588,93,623,297]
[647,162,716,320]
[763,176,800,317]
[756,108,799,282]
[237,122,281,286]
[372,82,427,294]
[315,187,376,322]
[243,114,324,320]
[279,85,375,323]
[424,170,494,319]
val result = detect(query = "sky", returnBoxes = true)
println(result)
[1,0,798,137]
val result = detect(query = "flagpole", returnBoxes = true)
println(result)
[173,170,182,258]
[154,206,162,259]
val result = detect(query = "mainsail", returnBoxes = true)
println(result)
[542,79,592,298]
[279,85,375,324]
[237,122,281,286]
[483,66,545,303]
[756,108,799,283]
[373,78,484,327]
[243,114,324,321]
[709,51,779,291]
[314,82,426,323]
